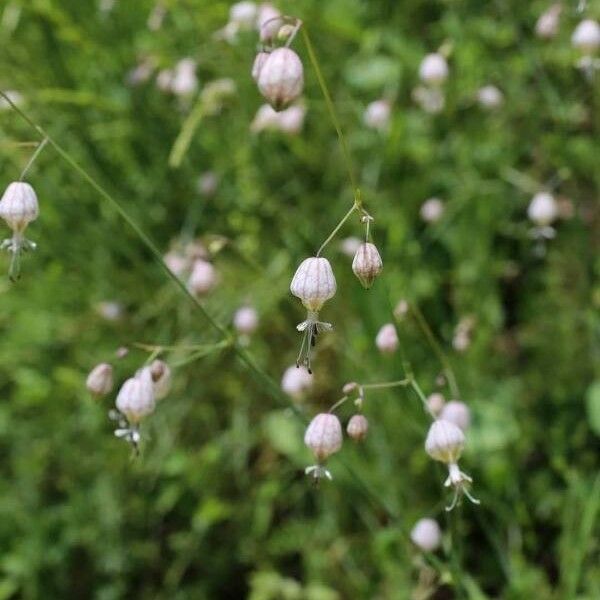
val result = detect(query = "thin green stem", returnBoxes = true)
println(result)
[410,303,461,399]
[360,378,412,391]
[19,137,48,180]
[301,27,360,205]
[316,203,357,256]
[328,395,349,413]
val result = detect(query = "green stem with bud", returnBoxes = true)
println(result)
[19,137,48,180]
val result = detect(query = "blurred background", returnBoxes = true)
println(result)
[0,0,599,598]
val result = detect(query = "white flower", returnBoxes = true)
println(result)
[572,19,600,54]
[440,400,471,432]
[410,518,442,552]
[477,85,503,109]
[528,191,557,226]
[536,4,561,39]
[281,365,312,398]
[116,369,156,425]
[188,259,218,295]
[250,103,305,134]
[352,242,383,289]
[86,363,114,397]
[304,413,342,480]
[419,53,448,86]
[375,323,398,354]
[425,420,479,510]
[346,414,369,441]
[164,250,188,278]
[256,3,281,42]
[0,182,39,234]
[233,306,259,335]
[420,197,444,223]
[257,48,304,111]
[363,99,391,130]
[171,58,198,97]
[229,1,257,29]
[426,392,446,417]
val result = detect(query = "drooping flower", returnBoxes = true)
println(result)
[86,363,114,397]
[375,323,398,354]
[347,414,369,441]
[304,412,342,481]
[572,19,600,55]
[352,242,383,289]
[115,369,156,425]
[257,47,304,111]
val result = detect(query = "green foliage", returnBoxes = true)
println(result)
[0,0,599,598]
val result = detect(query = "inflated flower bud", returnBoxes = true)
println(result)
[188,259,218,295]
[572,19,600,54]
[419,53,448,86]
[171,58,198,97]
[352,242,383,289]
[342,381,358,394]
[426,392,446,417]
[277,104,306,134]
[375,323,398,354]
[0,182,39,234]
[420,197,445,223]
[252,51,269,82]
[290,257,336,312]
[229,1,257,29]
[86,363,114,397]
[304,413,342,461]
[410,518,442,552]
[257,48,304,111]
[149,360,172,400]
[116,369,156,424]
[528,191,557,226]
[477,85,503,109]
[281,365,312,398]
[536,4,561,39]
[425,419,464,464]
[363,99,391,130]
[233,305,259,334]
[440,400,471,432]
[257,3,281,42]
[347,414,369,441]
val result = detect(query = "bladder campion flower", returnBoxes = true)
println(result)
[419,53,448,86]
[257,47,304,111]
[536,4,561,39]
[410,518,442,552]
[290,256,336,373]
[304,413,342,481]
[86,363,114,397]
[363,99,391,130]
[528,191,557,227]
[375,323,398,354]
[188,259,218,296]
[440,400,471,432]
[347,414,369,441]
[233,305,259,335]
[352,242,383,289]
[281,364,312,398]
[425,419,479,511]
[572,19,600,55]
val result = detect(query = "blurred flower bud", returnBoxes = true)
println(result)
[281,365,312,398]
[375,323,399,354]
[198,171,219,197]
[340,236,362,258]
[352,242,383,289]
[528,191,557,226]
[156,69,174,92]
[419,53,448,86]
[426,392,446,417]
[342,381,358,394]
[233,305,259,334]
[393,299,409,320]
[572,19,600,54]
[257,3,281,42]
[304,413,343,461]
[413,85,445,113]
[188,259,218,295]
[440,400,471,431]
[0,182,39,234]
[347,414,369,441]
[257,48,304,111]
[425,419,464,465]
[164,250,188,277]
[477,85,503,109]
[116,369,156,424]
[116,346,129,359]
[229,1,257,29]
[290,257,336,312]
[276,104,306,134]
[536,4,561,39]
[96,301,124,322]
[86,363,114,397]
[420,197,445,223]
[171,58,198,97]
[363,99,391,130]
[410,518,442,552]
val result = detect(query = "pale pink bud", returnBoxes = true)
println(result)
[156,69,174,92]
[352,242,383,289]
[363,99,391,130]
[86,363,114,397]
[375,323,398,354]
[188,259,217,295]
[171,58,198,96]
[250,104,280,133]
[528,191,557,226]
[419,53,448,85]
[342,381,358,394]
[410,518,442,552]
[413,85,445,113]
[440,400,470,431]
[304,413,343,461]
[477,85,503,109]
[149,360,172,400]
[0,182,39,233]
[277,104,306,134]
[164,250,188,277]
[572,19,600,54]
[229,1,257,29]
[96,301,124,322]
[453,330,470,352]
[420,197,445,223]
[536,4,561,39]
[393,299,409,319]
[257,48,304,111]
[256,3,281,42]
[116,369,156,424]
[281,365,312,397]
[233,305,259,334]
[347,414,369,441]
[290,257,336,312]
[426,393,446,417]
[425,419,465,465]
